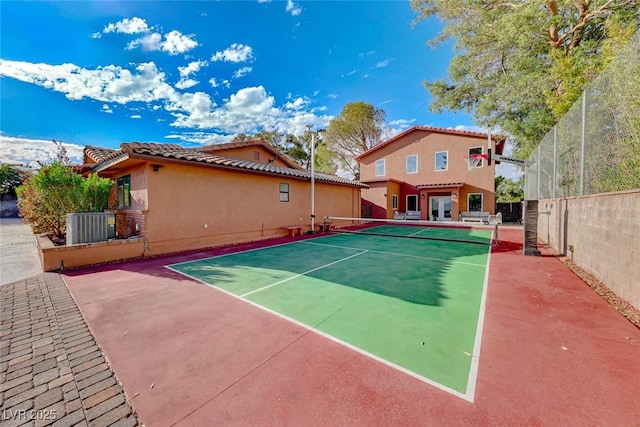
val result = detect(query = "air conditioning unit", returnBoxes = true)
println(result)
[66,213,116,245]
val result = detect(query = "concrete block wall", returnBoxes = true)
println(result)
[537,190,640,310]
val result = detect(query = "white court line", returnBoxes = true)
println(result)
[241,250,368,297]
[164,264,471,402]
[300,240,486,268]
[409,227,431,236]
[464,229,493,401]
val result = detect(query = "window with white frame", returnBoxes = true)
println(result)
[375,159,385,176]
[468,193,483,211]
[435,151,448,171]
[468,147,483,168]
[392,195,398,210]
[406,155,418,174]
[279,183,289,202]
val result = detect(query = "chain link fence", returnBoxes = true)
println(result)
[525,33,640,200]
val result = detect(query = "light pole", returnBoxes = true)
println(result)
[306,125,323,234]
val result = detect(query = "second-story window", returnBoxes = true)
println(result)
[406,155,418,174]
[375,159,385,176]
[468,147,483,168]
[435,151,448,171]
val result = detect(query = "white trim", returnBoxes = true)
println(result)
[406,154,418,174]
[435,151,448,171]
[391,194,398,210]
[375,159,385,176]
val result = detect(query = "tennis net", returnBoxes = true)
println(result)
[323,216,498,246]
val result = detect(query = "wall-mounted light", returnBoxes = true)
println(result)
[421,193,425,199]
[151,164,164,173]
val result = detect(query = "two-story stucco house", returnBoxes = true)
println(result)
[355,126,506,221]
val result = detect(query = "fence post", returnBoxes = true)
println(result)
[580,91,586,196]
[536,144,541,200]
[552,125,557,199]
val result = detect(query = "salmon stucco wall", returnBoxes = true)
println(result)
[139,162,360,255]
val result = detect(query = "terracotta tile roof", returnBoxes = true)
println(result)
[91,142,366,188]
[84,145,117,163]
[416,182,464,189]
[355,126,507,161]
[195,139,301,169]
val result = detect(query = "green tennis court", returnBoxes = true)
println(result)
[168,225,493,399]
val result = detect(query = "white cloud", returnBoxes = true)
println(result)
[178,60,207,78]
[341,70,357,77]
[286,0,302,16]
[130,114,142,119]
[0,135,84,168]
[165,132,232,145]
[175,79,198,90]
[91,32,102,39]
[127,31,198,55]
[176,61,207,89]
[101,104,113,114]
[103,17,149,35]
[375,59,390,68]
[0,59,334,143]
[378,99,392,106]
[0,59,179,105]
[209,77,219,88]
[233,66,253,79]
[211,43,253,63]
[327,93,338,99]
[257,0,271,3]
[127,33,161,51]
[284,96,309,110]
[162,30,199,55]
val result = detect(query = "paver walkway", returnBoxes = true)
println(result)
[1,218,137,426]
[0,273,138,427]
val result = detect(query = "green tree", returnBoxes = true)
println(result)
[0,163,27,202]
[287,131,337,174]
[16,141,113,241]
[324,101,387,179]
[411,0,638,158]
[495,176,524,202]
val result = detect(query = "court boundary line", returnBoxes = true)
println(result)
[164,263,472,402]
[241,250,368,297]
[465,230,493,401]
[299,240,486,267]
[409,227,432,236]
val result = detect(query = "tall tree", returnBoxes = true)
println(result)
[286,131,337,174]
[324,101,387,179]
[411,0,638,157]
[0,163,27,202]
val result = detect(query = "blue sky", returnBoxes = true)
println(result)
[1,1,518,176]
